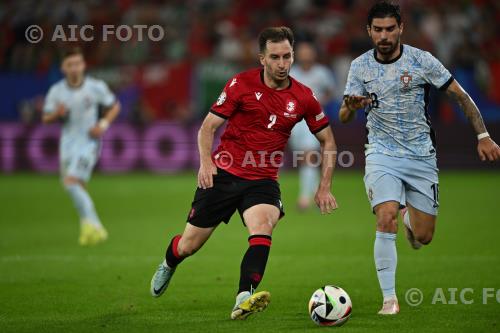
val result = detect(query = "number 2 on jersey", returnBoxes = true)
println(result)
[268,114,277,129]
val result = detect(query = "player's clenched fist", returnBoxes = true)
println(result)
[55,103,68,118]
[89,126,104,139]
[198,161,218,189]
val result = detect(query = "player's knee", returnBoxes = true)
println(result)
[412,219,435,245]
[376,209,398,233]
[63,176,84,188]
[246,213,278,235]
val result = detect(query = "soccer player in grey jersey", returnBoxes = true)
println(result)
[43,48,121,246]
[339,2,500,315]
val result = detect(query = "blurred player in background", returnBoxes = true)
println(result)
[339,1,500,315]
[42,48,120,246]
[150,27,338,320]
[289,41,336,211]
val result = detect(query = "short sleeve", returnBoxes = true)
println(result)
[303,90,330,134]
[210,76,240,119]
[420,51,453,90]
[343,60,366,97]
[96,80,116,108]
[43,86,58,114]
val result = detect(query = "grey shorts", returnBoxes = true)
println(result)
[364,153,439,216]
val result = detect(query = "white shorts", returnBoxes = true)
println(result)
[364,153,439,216]
[60,148,98,182]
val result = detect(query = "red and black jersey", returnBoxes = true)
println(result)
[210,68,330,180]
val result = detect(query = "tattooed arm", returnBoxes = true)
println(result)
[445,80,500,161]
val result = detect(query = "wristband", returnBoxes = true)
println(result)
[477,132,490,140]
[98,119,110,131]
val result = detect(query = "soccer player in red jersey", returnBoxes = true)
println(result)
[150,27,338,320]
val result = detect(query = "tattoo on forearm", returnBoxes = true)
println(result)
[447,89,486,134]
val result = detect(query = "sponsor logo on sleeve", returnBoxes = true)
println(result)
[315,112,325,121]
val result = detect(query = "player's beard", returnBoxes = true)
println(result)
[66,73,84,87]
[376,39,399,56]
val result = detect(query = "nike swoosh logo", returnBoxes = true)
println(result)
[363,79,375,84]
[153,283,167,295]
[377,267,389,272]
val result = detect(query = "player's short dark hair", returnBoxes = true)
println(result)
[367,1,401,26]
[62,47,84,60]
[258,26,294,53]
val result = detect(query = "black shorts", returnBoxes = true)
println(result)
[186,168,285,228]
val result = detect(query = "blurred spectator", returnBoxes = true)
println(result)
[0,0,498,123]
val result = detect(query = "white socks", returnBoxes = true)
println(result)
[374,231,397,298]
[235,291,251,306]
[299,164,318,200]
[402,209,412,231]
[65,183,102,227]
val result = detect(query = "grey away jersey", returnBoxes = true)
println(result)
[344,44,453,159]
[43,76,116,159]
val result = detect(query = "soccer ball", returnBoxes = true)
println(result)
[308,285,352,326]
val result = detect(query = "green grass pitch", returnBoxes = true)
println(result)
[1,171,499,332]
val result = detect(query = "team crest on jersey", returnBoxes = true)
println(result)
[216,91,226,105]
[284,99,297,118]
[400,71,412,91]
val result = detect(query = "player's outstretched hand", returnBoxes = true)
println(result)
[198,161,218,189]
[314,189,338,214]
[345,95,372,111]
[477,137,500,161]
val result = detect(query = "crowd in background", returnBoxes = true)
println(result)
[1,0,499,123]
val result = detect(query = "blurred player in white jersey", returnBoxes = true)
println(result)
[43,48,120,246]
[339,2,500,315]
[289,41,336,210]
